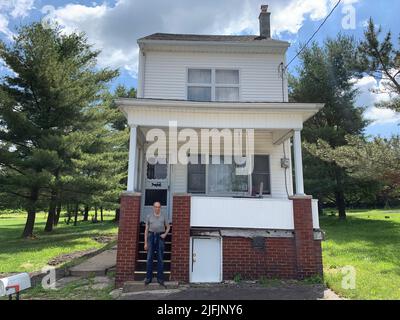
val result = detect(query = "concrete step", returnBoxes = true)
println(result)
[123,280,179,293]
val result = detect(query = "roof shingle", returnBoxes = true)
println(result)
[139,33,276,42]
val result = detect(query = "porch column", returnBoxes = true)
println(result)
[293,130,305,195]
[127,125,137,192]
[170,194,191,283]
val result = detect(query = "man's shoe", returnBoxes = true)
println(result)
[144,279,151,286]
[158,280,166,287]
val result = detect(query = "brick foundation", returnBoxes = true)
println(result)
[115,193,323,286]
[223,237,297,280]
[170,195,191,282]
[115,192,141,287]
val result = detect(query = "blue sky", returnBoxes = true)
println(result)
[1,0,399,137]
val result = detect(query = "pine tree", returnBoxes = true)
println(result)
[357,18,400,113]
[0,23,118,237]
[290,35,368,219]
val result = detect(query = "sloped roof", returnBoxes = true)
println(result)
[138,33,288,44]
[140,33,267,42]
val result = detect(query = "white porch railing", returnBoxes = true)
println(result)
[190,197,294,230]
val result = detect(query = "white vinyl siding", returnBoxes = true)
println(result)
[144,51,287,102]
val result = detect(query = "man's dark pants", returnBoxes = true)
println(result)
[146,232,165,282]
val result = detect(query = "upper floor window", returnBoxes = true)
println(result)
[187,69,239,102]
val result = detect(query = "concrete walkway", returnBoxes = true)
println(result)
[69,247,116,277]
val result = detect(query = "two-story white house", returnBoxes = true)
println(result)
[115,5,324,287]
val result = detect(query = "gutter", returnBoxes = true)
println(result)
[116,98,324,112]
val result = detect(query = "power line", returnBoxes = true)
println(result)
[285,0,342,70]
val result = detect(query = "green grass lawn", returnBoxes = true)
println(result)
[0,211,118,274]
[320,209,400,300]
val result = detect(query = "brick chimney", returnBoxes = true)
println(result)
[259,5,271,39]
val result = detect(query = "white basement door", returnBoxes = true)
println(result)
[191,237,221,283]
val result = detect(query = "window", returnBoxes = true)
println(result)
[188,161,206,194]
[251,155,271,195]
[208,157,248,193]
[187,69,212,101]
[187,155,248,195]
[147,163,167,180]
[215,70,239,102]
[187,69,239,102]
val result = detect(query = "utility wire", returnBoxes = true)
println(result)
[285,0,342,70]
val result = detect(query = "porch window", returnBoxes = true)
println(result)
[187,161,206,194]
[251,155,271,195]
[187,69,240,102]
[187,155,248,195]
[208,157,248,194]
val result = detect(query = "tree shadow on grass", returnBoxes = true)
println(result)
[0,220,118,265]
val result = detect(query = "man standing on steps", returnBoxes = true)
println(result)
[144,201,171,286]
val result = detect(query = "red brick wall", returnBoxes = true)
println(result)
[292,197,323,279]
[170,195,191,283]
[115,193,141,287]
[167,194,323,283]
[223,237,297,280]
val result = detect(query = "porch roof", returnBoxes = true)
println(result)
[116,98,324,131]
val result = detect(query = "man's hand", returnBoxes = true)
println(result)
[144,243,148,251]
[160,233,167,239]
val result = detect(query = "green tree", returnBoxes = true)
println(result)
[306,135,400,207]
[0,23,118,237]
[290,35,368,219]
[357,18,400,113]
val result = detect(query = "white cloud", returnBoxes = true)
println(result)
[41,0,355,78]
[353,75,400,125]
[0,0,35,39]
[0,13,14,40]
[10,0,35,18]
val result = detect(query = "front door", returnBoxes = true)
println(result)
[141,159,170,222]
[190,237,222,283]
